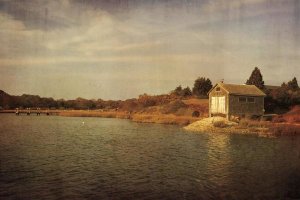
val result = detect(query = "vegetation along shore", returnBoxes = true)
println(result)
[1,67,300,136]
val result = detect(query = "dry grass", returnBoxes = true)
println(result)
[269,124,300,136]
[131,114,199,126]
[238,119,270,128]
[58,110,200,126]
[182,98,209,106]
[272,105,300,123]
[58,110,130,119]
[239,118,300,136]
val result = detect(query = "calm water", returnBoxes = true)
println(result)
[1,115,300,200]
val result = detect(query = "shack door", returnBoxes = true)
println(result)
[211,96,226,114]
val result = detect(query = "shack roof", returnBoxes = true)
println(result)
[209,83,266,96]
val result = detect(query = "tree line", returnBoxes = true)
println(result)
[171,66,299,113]
[1,67,299,113]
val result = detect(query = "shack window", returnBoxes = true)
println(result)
[216,87,220,91]
[247,97,255,103]
[239,97,246,103]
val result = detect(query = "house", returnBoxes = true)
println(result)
[208,82,266,120]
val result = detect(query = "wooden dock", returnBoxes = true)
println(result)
[0,109,60,116]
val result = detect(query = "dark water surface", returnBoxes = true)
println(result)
[1,115,300,200]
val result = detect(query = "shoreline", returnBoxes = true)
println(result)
[2,110,299,136]
[184,117,300,137]
[0,109,201,126]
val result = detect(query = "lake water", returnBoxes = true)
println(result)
[1,115,300,200]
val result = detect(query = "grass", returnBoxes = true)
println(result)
[238,118,300,136]
[238,119,270,128]
[131,114,199,126]
[269,124,300,136]
[57,110,201,126]
[58,110,130,119]
[272,105,300,123]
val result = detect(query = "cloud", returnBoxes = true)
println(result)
[0,0,299,99]
[0,0,80,30]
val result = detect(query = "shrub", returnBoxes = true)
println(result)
[192,111,200,117]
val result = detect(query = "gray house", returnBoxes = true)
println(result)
[208,82,266,119]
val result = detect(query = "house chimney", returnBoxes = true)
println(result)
[220,79,224,83]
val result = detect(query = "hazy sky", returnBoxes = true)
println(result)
[0,0,299,100]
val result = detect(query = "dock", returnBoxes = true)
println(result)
[0,108,60,116]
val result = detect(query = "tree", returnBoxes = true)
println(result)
[192,77,212,96]
[173,85,183,96]
[171,85,192,97]
[287,77,299,91]
[182,87,192,97]
[246,67,264,89]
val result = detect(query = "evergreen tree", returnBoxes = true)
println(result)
[246,67,265,89]
[192,77,212,96]
[281,82,287,87]
[287,77,299,90]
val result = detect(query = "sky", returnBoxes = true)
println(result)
[0,0,299,100]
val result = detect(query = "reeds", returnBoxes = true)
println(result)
[131,114,198,126]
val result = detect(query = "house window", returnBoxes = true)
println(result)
[247,97,255,103]
[216,87,220,91]
[239,97,247,103]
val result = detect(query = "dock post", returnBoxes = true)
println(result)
[15,108,19,116]
[37,107,41,116]
[27,108,31,115]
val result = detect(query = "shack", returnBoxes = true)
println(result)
[208,82,266,119]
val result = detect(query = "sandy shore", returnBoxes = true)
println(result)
[184,117,271,136]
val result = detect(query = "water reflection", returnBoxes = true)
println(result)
[1,115,300,199]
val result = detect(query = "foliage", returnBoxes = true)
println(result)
[287,77,299,91]
[192,111,200,117]
[272,106,300,123]
[173,85,183,96]
[246,67,265,89]
[264,77,300,113]
[192,77,212,96]
[182,87,192,97]
[171,85,192,97]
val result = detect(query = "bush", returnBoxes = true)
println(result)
[192,111,200,117]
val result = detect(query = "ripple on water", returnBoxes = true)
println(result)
[1,115,300,199]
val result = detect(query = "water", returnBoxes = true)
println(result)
[1,115,300,200]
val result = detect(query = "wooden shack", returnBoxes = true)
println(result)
[208,82,266,119]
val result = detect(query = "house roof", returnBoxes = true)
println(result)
[209,83,266,96]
